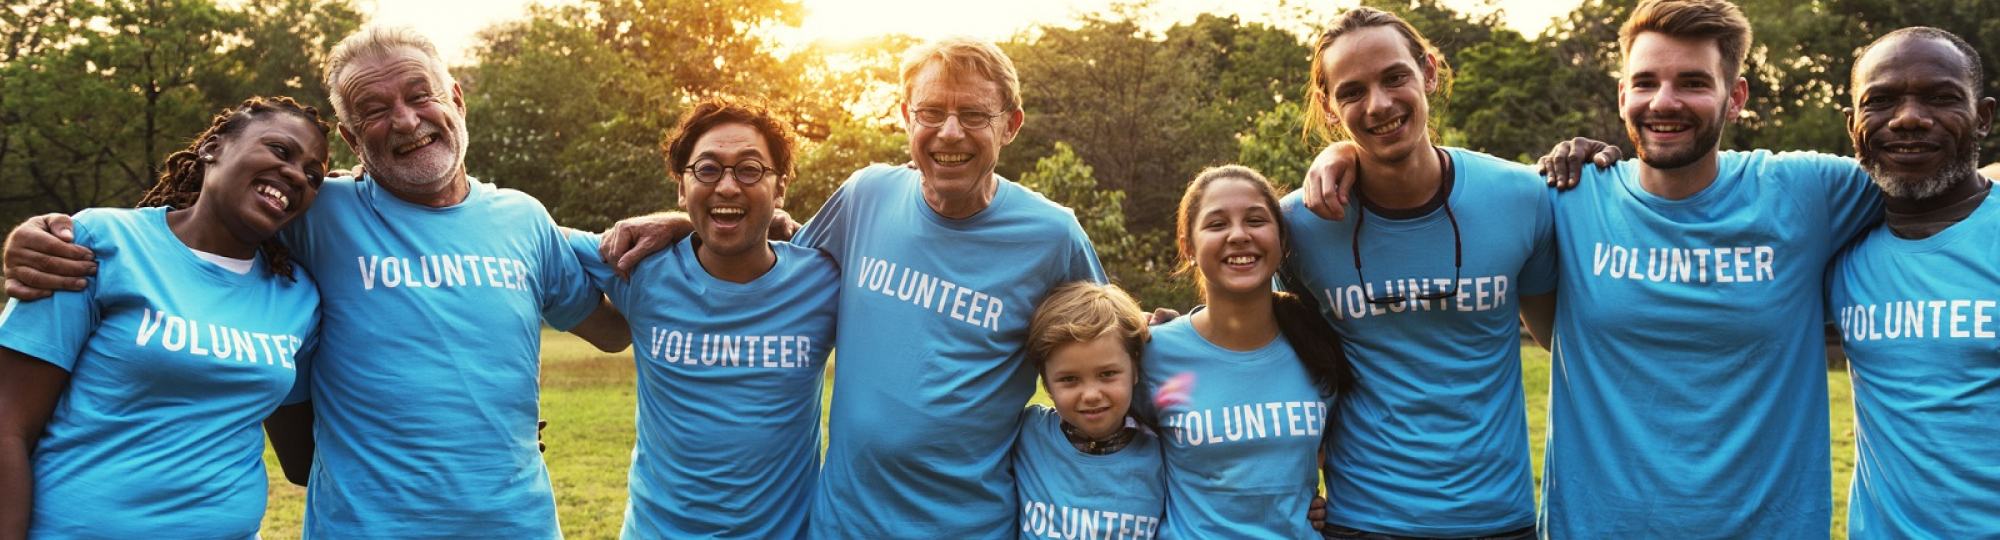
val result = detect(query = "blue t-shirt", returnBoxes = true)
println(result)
[0,206,318,540]
[795,165,1105,539]
[1827,188,2000,539]
[1012,405,1166,540]
[1279,147,1553,536]
[568,233,839,539]
[1542,151,1881,538]
[280,176,600,539]
[1136,315,1328,540]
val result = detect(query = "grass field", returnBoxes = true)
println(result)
[257,330,1860,539]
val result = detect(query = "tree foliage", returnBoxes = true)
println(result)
[789,117,907,224]
[1006,5,1308,241]
[15,0,2000,309]
[0,0,360,225]
[463,8,676,232]
[1017,142,1194,310]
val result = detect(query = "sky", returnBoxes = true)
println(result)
[358,0,1587,65]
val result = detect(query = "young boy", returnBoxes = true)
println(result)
[1013,282,1166,540]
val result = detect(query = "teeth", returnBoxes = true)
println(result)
[395,134,436,154]
[711,207,745,216]
[1226,255,1257,265]
[1886,146,1930,154]
[932,152,973,164]
[257,185,288,210]
[1649,124,1689,133]
[1366,118,1404,135]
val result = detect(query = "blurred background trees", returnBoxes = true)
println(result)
[7,0,1997,307]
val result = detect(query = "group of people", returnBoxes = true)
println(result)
[0,0,1992,538]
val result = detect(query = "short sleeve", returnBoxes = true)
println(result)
[283,323,320,405]
[535,217,599,331]
[1518,186,1560,296]
[1067,224,1106,285]
[795,166,879,262]
[1777,152,1884,252]
[0,222,102,371]
[562,229,630,307]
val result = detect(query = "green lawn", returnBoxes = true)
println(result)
[258,332,1859,539]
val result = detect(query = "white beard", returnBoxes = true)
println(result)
[365,119,468,196]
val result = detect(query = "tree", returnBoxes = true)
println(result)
[1237,101,1316,191]
[1008,4,1309,240]
[1016,142,1194,310]
[789,117,907,224]
[461,0,912,229]
[0,0,360,225]
[463,9,677,232]
[204,0,364,165]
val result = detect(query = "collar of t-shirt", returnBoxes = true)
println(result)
[1886,178,1992,240]
[1359,146,1455,221]
[1062,418,1141,455]
[189,247,255,275]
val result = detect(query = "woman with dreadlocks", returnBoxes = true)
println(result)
[0,96,329,540]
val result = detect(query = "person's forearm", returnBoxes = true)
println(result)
[569,297,631,353]
[263,402,315,487]
[0,436,35,540]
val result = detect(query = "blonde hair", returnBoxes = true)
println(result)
[323,26,453,126]
[900,37,1023,113]
[1026,282,1149,374]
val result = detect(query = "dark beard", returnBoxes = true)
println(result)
[1626,110,1727,170]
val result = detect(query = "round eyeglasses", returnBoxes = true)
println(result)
[685,158,770,185]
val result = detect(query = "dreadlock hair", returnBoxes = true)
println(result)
[138,96,331,281]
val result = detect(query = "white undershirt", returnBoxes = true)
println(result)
[189,247,255,275]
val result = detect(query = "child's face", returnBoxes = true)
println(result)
[1188,177,1283,299]
[1043,334,1137,440]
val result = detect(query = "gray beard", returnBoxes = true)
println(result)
[1864,142,1980,201]
[366,121,468,196]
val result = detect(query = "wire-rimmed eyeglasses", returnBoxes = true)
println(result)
[910,108,1008,130]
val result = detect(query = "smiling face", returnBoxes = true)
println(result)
[1318,25,1437,165]
[1184,176,1285,301]
[199,113,327,248]
[1042,333,1137,440]
[902,62,1023,219]
[1848,34,1994,201]
[679,122,785,274]
[335,46,467,198]
[1619,31,1746,171]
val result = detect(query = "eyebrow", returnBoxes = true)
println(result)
[693,148,769,160]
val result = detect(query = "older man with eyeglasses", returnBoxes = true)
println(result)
[602,37,1103,539]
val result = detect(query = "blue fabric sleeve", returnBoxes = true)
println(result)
[1519,186,1560,296]
[535,217,599,331]
[0,215,102,371]
[1780,151,1885,252]
[795,167,872,256]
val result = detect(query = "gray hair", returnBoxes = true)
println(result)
[322,26,452,125]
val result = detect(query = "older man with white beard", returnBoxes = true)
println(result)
[1826,27,2000,539]
[1,26,630,538]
